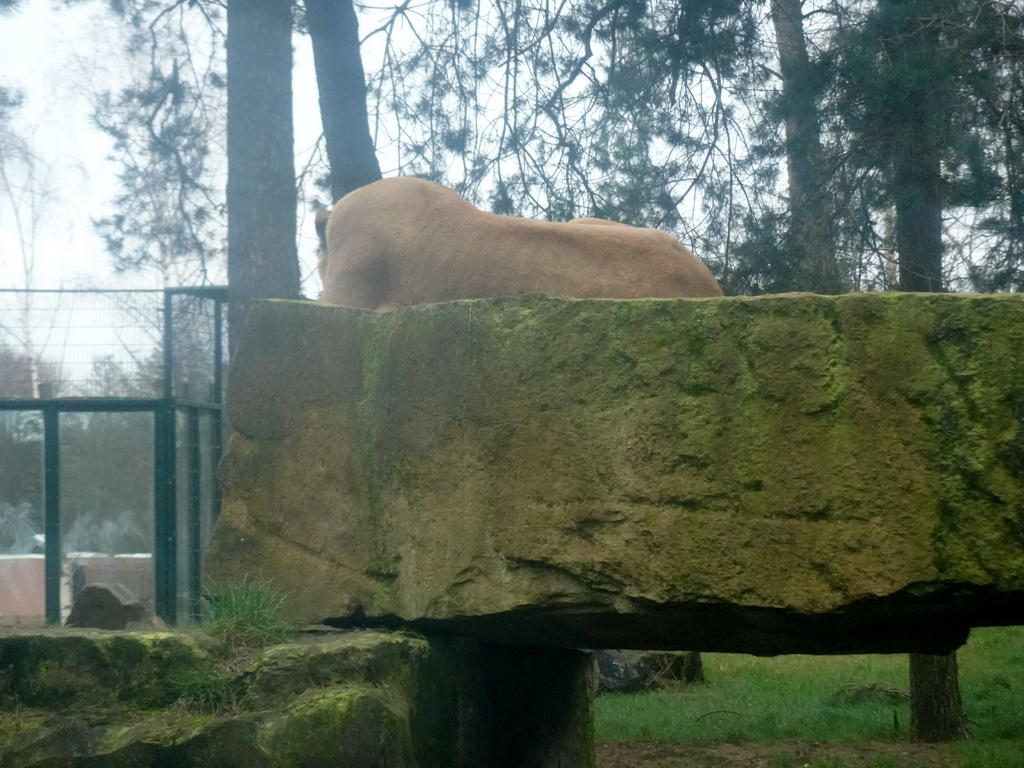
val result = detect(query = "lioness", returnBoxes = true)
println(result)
[316,177,723,310]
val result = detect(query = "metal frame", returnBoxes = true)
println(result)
[0,286,227,625]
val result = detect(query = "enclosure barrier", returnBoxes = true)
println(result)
[0,287,228,626]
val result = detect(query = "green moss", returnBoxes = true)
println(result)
[0,627,434,767]
[166,663,239,713]
[95,712,217,752]
[0,635,111,708]
[0,710,57,750]
[103,632,220,707]
[210,293,1024,651]
[244,632,429,709]
[259,684,413,768]
[0,631,220,712]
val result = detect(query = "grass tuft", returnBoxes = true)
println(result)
[168,665,237,713]
[200,578,299,649]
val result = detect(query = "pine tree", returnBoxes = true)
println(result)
[769,0,841,293]
[226,0,301,350]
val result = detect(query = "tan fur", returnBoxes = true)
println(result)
[566,217,632,227]
[317,177,723,311]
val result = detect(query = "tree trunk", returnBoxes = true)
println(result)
[893,111,944,291]
[881,3,962,740]
[682,651,705,684]
[770,0,840,293]
[304,0,382,203]
[884,0,945,293]
[226,0,301,353]
[909,652,969,741]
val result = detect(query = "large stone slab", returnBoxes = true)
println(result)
[206,293,1024,654]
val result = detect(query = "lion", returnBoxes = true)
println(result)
[315,177,723,311]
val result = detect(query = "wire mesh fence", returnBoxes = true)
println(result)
[167,289,228,403]
[0,288,227,625]
[0,289,227,401]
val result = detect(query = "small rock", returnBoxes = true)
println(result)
[592,650,645,693]
[633,651,705,686]
[833,681,910,704]
[65,583,169,631]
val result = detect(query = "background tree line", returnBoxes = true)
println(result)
[5,0,1016,320]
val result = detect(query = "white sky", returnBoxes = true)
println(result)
[0,0,325,297]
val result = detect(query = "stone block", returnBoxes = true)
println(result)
[206,294,1024,654]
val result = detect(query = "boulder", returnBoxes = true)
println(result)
[591,650,704,693]
[0,628,218,710]
[206,293,1024,655]
[0,628,593,768]
[65,584,169,631]
[629,651,705,687]
[591,650,645,693]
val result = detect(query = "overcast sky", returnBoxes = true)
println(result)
[0,0,325,296]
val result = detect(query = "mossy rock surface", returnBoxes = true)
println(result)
[0,711,270,768]
[244,630,429,707]
[0,629,428,768]
[259,684,415,768]
[0,629,218,709]
[207,293,1024,654]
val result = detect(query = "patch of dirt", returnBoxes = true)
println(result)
[597,740,958,768]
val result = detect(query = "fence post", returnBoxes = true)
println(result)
[154,291,177,624]
[43,404,61,625]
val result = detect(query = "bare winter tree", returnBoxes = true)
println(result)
[0,87,78,396]
[90,1,228,288]
[303,0,382,203]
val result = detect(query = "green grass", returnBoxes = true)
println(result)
[951,741,1024,768]
[168,664,237,712]
[200,578,299,648]
[595,625,1024,748]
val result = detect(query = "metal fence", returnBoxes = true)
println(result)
[0,288,226,402]
[0,287,228,627]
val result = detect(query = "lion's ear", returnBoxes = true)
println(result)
[315,209,331,251]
